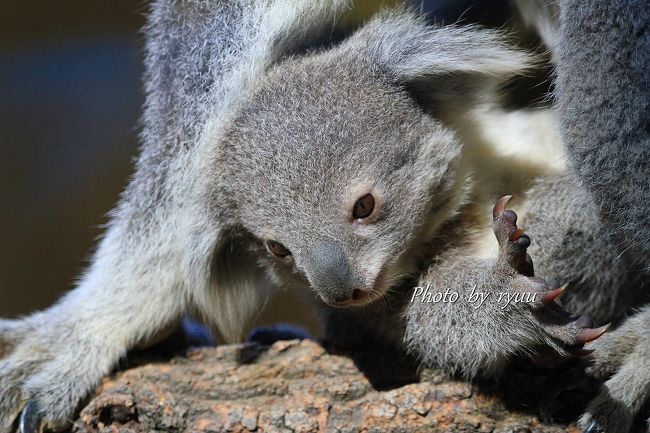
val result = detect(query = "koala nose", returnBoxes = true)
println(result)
[304,241,360,304]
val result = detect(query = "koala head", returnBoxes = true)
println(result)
[214,12,529,308]
[221,58,461,307]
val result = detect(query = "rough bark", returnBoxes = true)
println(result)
[72,339,584,433]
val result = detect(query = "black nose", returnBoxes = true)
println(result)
[304,242,356,303]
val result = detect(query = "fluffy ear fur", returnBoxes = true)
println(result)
[341,9,533,110]
[140,0,351,343]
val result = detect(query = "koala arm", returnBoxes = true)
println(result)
[403,198,603,379]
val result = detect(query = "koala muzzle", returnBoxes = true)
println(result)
[303,242,368,306]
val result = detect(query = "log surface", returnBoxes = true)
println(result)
[73,339,580,433]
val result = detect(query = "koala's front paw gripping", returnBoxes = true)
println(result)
[492,196,609,358]
[0,317,95,433]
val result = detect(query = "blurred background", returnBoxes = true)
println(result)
[0,2,145,317]
[0,0,519,341]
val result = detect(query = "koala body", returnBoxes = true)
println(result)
[0,1,648,433]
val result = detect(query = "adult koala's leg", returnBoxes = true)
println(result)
[0,1,350,431]
[555,3,650,431]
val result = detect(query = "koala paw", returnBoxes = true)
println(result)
[492,195,534,276]
[0,315,106,433]
[491,196,609,358]
[576,306,650,433]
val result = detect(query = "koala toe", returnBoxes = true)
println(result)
[0,353,49,433]
[506,275,609,361]
[492,195,534,276]
[0,354,87,433]
[0,318,111,433]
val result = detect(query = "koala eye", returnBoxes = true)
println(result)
[352,193,375,220]
[266,240,291,257]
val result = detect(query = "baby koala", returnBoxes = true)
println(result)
[227,28,606,371]
[0,1,646,432]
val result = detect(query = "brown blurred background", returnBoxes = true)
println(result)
[0,0,516,340]
[0,2,145,317]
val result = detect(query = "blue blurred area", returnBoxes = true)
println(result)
[247,323,313,345]
[0,37,141,211]
[181,317,216,347]
[0,35,143,316]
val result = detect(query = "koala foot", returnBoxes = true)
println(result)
[492,196,609,359]
[576,305,650,433]
[0,314,112,433]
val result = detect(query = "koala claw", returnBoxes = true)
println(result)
[18,401,41,433]
[509,226,528,242]
[576,324,610,345]
[490,197,610,358]
[492,196,534,276]
[541,283,568,304]
[492,194,513,219]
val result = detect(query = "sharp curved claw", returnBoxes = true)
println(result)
[18,401,41,433]
[576,323,610,345]
[541,282,569,304]
[492,195,512,219]
[509,227,529,242]
[583,420,600,433]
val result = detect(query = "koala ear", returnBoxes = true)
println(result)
[345,10,533,106]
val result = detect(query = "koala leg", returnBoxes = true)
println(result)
[404,196,606,378]
[577,305,650,433]
[0,226,188,433]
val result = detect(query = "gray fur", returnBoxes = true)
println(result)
[0,1,648,432]
[556,1,650,269]
[554,2,650,431]
[524,175,643,325]
[579,305,650,433]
